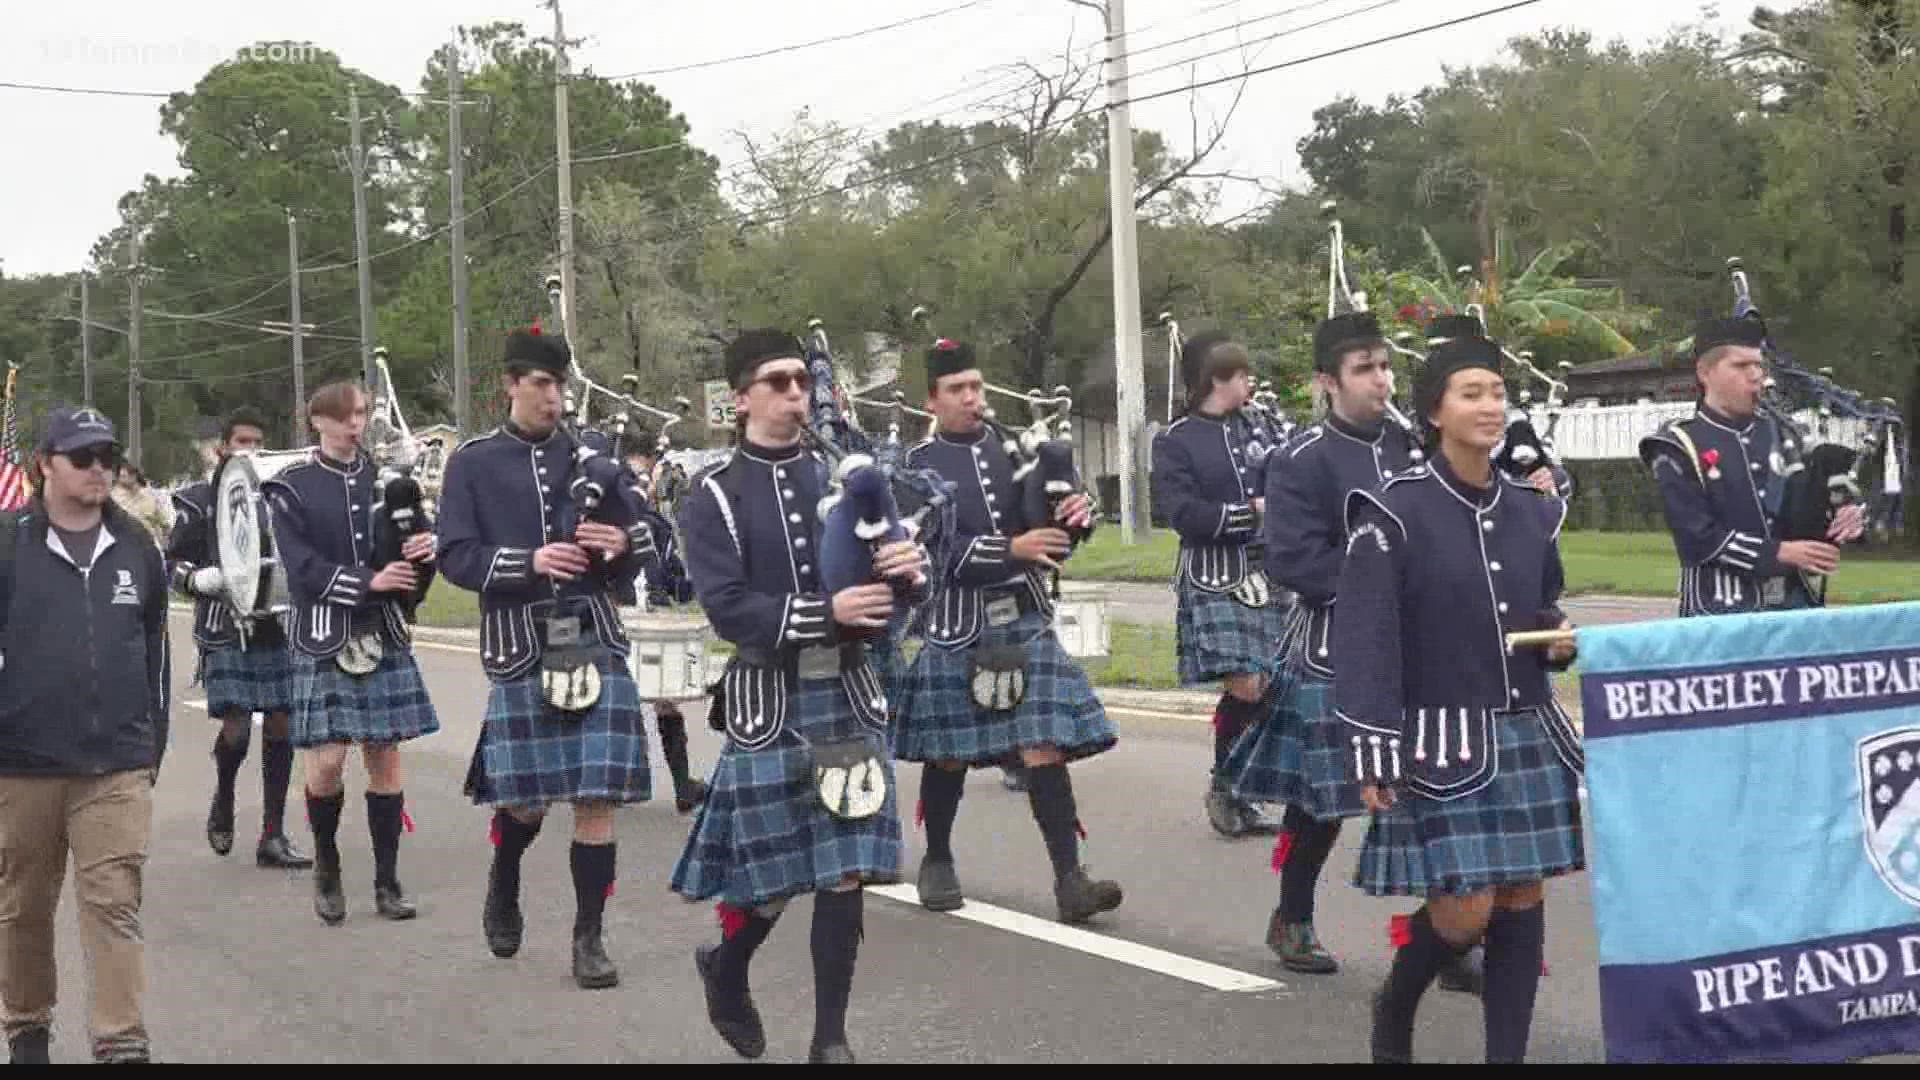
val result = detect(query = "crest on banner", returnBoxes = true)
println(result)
[1859,726,1920,908]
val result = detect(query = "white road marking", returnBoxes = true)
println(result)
[867,883,1284,994]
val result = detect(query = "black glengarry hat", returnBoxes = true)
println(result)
[725,327,801,388]
[1413,335,1505,424]
[1690,316,1766,362]
[1313,312,1384,374]
[925,338,977,385]
[504,323,571,378]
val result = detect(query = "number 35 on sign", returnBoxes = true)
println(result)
[703,380,738,429]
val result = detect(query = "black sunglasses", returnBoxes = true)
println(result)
[63,444,121,471]
[753,369,813,395]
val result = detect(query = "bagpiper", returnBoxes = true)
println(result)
[436,327,661,990]
[1148,329,1285,840]
[261,381,440,927]
[164,407,309,870]
[1639,316,1865,617]
[889,338,1122,924]
[671,328,926,1063]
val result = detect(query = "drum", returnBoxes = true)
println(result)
[1053,582,1111,660]
[212,448,307,624]
[623,609,711,700]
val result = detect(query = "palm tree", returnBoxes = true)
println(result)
[1395,227,1648,358]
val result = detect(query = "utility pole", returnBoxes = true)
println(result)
[1099,0,1148,542]
[546,0,578,342]
[348,86,377,388]
[288,210,306,443]
[127,228,143,468]
[445,34,473,440]
[79,271,93,405]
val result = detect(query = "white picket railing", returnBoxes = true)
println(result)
[1523,402,1876,460]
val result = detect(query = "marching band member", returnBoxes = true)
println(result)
[164,408,309,870]
[1332,335,1585,1063]
[671,328,925,1064]
[1219,310,1414,975]
[618,433,707,814]
[437,328,659,990]
[1639,316,1865,617]
[890,339,1123,924]
[1149,329,1284,840]
[261,382,440,927]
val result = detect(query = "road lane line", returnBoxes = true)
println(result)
[866,884,1284,993]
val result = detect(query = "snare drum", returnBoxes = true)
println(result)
[623,610,711,700]
[1053,582,1111,660]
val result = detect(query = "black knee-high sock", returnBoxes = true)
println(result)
[655,703,694,787]
[213,725,251,802]
[260,737,294,836]
[811,889,864,1049]
[365,792,406,888]
[919,767,965,862]
[307,789,344,867]
[1374,905,1473,1061]
[1212,692,1260,774]
[489,811,542,898]
[1276,804,1342,924]
[1481,904,1546,1063]
[1024,764,1083,879]
[570,841,616,931]
[711,901,783,1000]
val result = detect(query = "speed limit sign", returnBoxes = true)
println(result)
[703,380,737,429]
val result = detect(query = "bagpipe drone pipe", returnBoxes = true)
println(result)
[1325,200,1427,465]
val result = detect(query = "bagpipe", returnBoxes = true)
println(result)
[363,346,440,621]
[537,276,695,597]
[1723,257,1900,583]
[799,315,956,618]
[1324,200,1426,464]
[1490,345,1574,488]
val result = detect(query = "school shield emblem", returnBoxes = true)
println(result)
[1858,727,1920,908]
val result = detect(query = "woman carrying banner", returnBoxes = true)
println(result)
[1329,334,1586,1063]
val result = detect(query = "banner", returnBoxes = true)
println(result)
[1579,600,1920,1063]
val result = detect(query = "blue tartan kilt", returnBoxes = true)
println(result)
[1351,707,1585,897]
[669,677,903,907]
[890,610,1116,766]
[289,647,440,749]
[198,640,293,717]
[1222,663,1365,819]
[1175,577,1284,685]
[465,654,653,809]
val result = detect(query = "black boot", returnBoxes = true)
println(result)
[1372,906,1472,1063]
[307,789,346,925]
[1266,909,1339,974]
[256,831,312,869]
[484,811,541,959]
[366,792,416,920]
[8,1026,50,1065]
[1054,865,1124,925]
[570,842,619,989]
[698,902,779,1059]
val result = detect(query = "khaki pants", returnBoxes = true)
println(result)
[0,770,152,1061]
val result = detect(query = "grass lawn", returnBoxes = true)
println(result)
[1065,527,1920,604]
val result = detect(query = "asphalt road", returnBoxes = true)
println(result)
[31,609,1614,1064]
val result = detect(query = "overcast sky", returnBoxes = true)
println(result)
[5,0,1750,279]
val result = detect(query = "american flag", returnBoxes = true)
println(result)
[0,368,29,512]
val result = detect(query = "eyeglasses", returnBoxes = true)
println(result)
[753,369,812,395]
[63,445,120,471]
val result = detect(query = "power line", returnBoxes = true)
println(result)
[593,1,994,80]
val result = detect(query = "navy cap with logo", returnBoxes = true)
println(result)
[40,406,118,455]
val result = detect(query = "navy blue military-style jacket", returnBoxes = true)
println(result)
[262,449,435,661]
[1150,408,1274,596]
[1329,454,1583,801]
[166,476,286,650]
[902,424,1071,648]
[433,422,657,681]
[1263,413,1418,679]
[1639,403,1811,617]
